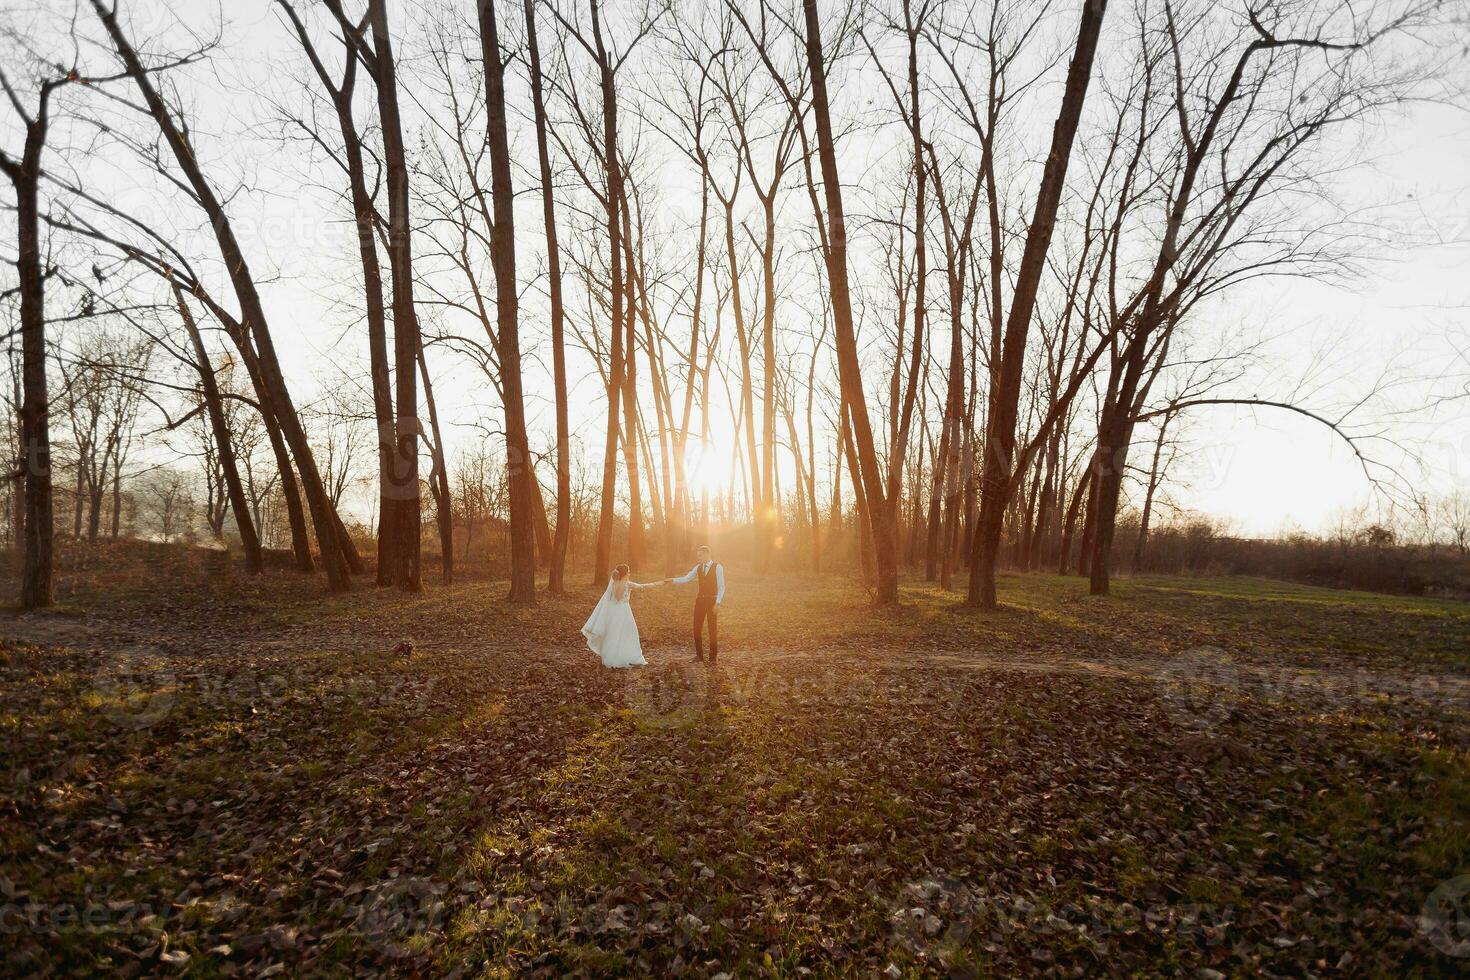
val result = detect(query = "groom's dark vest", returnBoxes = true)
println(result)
[696,562,720,600]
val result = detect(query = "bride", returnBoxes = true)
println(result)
[582,564,663,668]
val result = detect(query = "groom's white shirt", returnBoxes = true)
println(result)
[672,560,725,604]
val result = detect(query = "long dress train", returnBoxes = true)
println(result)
[581,577,652,668]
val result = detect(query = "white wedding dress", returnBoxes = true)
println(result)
[582,577,652,668]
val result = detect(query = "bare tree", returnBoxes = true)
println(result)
[547,0,665,581]
[89,0,356,588]
[137,467,195,544]
[0,25,112,605]
[967,0,1110,609]
[478,0,537,604]
[1431,492,1470,557]
[1084,0,1440,596]
[363,0,425,590]
[277,0,397,585]
[523,0,573,593]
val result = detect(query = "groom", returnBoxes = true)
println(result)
[666,545,724,665]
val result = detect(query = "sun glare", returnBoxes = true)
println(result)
[685,440,734,496]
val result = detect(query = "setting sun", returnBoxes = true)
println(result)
[684,438,735,497]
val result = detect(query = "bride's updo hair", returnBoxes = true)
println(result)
[613,563,630,580]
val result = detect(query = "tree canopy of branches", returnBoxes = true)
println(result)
[1,0,1455,609]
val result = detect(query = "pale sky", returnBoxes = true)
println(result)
[1180,94,1470,535]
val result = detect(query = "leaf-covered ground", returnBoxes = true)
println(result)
[3,543,1468,976]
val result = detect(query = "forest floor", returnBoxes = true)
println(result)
[2,542,1469,977]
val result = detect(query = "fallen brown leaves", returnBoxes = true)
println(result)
[1,550,1467,976]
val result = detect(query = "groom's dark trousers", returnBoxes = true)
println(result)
[693,598,718,662]
[693,563,720,662]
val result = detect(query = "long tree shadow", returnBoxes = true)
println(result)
[4,565,1468,975]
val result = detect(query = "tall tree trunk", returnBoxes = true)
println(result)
[416,346,453,584]
[721,201,761,552]
[1133,412,1172,571]
[618,192,644,570]
[3,112,53,609]
[366,0,423,592]
[929,164,972,589]
[908,429,926,566]
[1088,346,1151,594]
[281,1,396,585]
[641,271,680,574]
[1030,431,1061,570]
[591,0,624,585]
[698,301,718,536]
[833,416,849,564]
[804,343,822,573]
[1019,452,1043,569]
[351,62,396,586]
[1058,466,1091,575]
[625,196,680,571]
[637,412,665,535]
[924,416,949,581]
[968,0,1108,608]
[802,0,897,604]
[175,286,264,573]
[479,0,535,604]
[678,173,711,563]
[73,459,85,539]
[1078,467,1100,578]
[530,470,553,564]
[840,406,876,587]
[757,197,778,573]
[1087,412,1120,587]
[222,315,313,571]
[8,352,25,547]
[788,413,810,534]
[109,444,122,539]
[885,0,928,578]
[524,0,571,594]
[86,444,109,543]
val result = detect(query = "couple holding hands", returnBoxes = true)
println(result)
[580,545,725,669]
